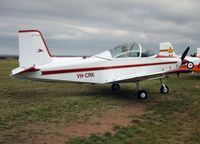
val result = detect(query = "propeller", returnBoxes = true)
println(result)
[181,46,190,62]
[174,46,190,77]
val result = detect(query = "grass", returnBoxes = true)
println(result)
[0,59,200,144]
[68,74,200,144]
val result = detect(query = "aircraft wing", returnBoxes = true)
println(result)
[166,69,192,74]
[112,71,167,83]
[112,67,193,83]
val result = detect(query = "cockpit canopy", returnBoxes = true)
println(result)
[95,42,155,59]
[109,43,141,58]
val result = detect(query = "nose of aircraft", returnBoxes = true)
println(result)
[177,57,182,68]
[175,47,190,68]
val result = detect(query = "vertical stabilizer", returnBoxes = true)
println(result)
[159,42,175,56]
[197,48,200,58]
[18,30,52,67]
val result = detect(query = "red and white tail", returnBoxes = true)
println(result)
[197,48,200,58]
[159,42,176,56]
[18,30,52,67]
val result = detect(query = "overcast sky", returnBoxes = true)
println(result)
[0,0,200,56]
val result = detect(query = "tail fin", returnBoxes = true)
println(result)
[197,48,200,58]
[159,42,176,56]
[18,30,52,67]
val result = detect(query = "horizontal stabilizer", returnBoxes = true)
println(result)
[11,67,40,76]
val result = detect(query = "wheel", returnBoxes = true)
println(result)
[111,83,120,92]
[160,85,169,94]
[137,90,148,99]
[187,62,194,69]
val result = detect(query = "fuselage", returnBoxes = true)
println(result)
[13,55,181,84]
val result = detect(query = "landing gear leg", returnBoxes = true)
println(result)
[136,81,148,99]
[160,79,169,94]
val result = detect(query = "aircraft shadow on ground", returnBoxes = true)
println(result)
[7,83,150,101]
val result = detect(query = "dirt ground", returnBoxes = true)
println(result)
[20,103,146,144]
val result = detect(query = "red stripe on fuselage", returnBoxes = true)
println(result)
[41,61,178,75]
[155,55,176,58]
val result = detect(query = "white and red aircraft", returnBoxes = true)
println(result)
[11,30,189,99]
[179,48,200,72]
[159,44,200,73]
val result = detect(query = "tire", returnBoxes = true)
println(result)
[187,62,194,69]
[160,85,169,94]
[111,83,120,92]
[137,90,148,99]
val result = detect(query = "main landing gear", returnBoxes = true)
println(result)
[111,83,120,92]
[111,79,169,99]
[136,79,169,99]
[136,81,148,99]
[111,82,148,99]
